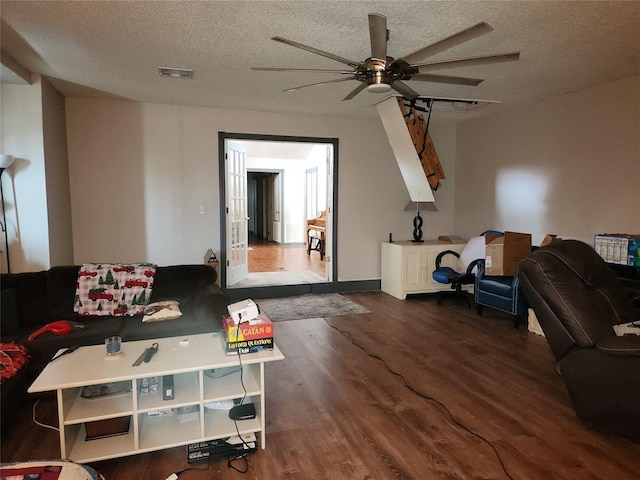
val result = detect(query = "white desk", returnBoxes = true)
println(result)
[29,333,284,463]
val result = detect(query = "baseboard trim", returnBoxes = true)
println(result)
[225,280,381,301]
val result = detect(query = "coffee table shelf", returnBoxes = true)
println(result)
[65,390,135,424]
[203,365,261,400]
[203,407,262,436]
[28,333,284,463]
[137,372,200,412]
[139,413,202,450]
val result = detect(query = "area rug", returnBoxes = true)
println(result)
[256,293,369,322]
[229,270,326,288]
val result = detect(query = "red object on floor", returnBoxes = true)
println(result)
[28,320,74,340]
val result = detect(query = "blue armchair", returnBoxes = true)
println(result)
[474,259,529,328]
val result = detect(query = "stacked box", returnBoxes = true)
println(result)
[484,232,532,276]
[187,433,257,462]
[221,313,274,355]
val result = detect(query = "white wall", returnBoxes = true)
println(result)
[42,77,74,267]
[0,76,50,272]
[65,98,459,281]
[455,75,640,246]
[246,155,307,244]
[310,144,329,217]
[245,145,329,244]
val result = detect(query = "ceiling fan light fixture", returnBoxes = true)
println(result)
[255,14,519,102]
[366,70,393,93]
[367,83,392,93]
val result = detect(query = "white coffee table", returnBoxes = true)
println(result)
[28,333,284,463]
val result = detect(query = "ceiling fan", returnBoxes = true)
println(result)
[252,13,519,101]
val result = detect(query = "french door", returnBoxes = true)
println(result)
[225,140,249,285]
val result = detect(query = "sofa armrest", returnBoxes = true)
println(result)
[194,283,229,331]
[596,335,640,356]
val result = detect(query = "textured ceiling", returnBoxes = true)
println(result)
[1,1,639,122]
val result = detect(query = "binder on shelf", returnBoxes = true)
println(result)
[162,375,174,400]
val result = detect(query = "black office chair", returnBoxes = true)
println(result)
[432,236,486,308]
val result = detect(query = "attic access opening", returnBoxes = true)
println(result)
[397,98,445,192]
[378,94,502,208]
[376,97,442,206]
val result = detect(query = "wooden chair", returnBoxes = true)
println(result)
[307,211,326,260]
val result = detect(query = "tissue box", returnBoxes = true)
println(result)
[227,299,259,324]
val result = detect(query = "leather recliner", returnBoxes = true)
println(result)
[517,239,640,439]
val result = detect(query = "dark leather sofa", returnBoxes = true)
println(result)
[1,264,229,427]
[518,240,640,439]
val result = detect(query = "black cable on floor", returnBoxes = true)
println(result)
[227,321,254,474]
[324,318,515,480]
[164,459,211,479]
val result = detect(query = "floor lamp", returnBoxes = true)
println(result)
[0,154,15,274]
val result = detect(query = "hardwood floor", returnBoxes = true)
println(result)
[248,235,325,276]
[2,292,639,479]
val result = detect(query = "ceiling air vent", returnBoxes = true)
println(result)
[158,67,193,79]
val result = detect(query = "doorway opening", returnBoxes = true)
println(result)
[219,133,338,297]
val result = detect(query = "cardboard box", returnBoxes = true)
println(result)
[438,235,466,243]
[485,231,532,276]
[540,234,561,247]
[221,335,274,355]
[221,313,274,355]
[222,313,274,341]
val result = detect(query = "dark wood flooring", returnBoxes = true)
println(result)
[2,292,639,479]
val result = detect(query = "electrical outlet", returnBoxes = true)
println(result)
[199,206,205,215]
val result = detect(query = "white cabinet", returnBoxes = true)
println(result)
[381,240,467,299]
[28,334,284,463]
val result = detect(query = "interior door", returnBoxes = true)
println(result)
[226,140,249,286]
[323,145,333,280]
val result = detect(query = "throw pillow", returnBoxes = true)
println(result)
[142,300,182,323]
[458,236,487,274]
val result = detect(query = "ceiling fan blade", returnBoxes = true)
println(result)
[282,77,355,93]
[342,83,367,101]
[391,81,420,101]
[416,52,520,72]
[409,73,483,86]
[252,67,354,74]
[369,13,388,61]
[398,22,494,65]
[272,36,362,69]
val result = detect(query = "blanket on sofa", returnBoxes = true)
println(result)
[74,263,156,316]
